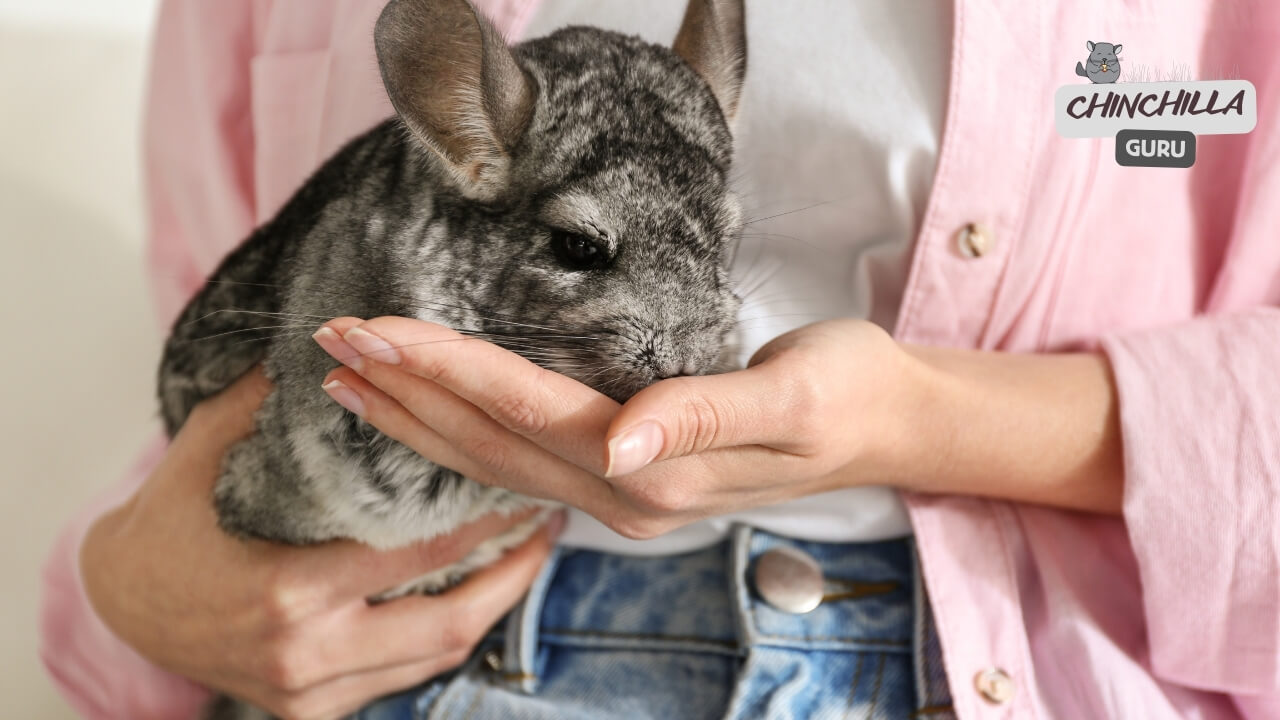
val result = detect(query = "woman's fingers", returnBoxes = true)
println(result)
[256,653,465,720]
[319,364,815,538]
[167,367,272,482]
[314,316,618,472]
[340,512,563,674]
[323,365,618,515]
[286,507,545,606]
[229,511,564,715]
[266,512,563,696]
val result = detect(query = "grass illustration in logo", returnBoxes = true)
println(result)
[1076,41,1123,84]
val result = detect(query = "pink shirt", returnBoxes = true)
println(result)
[41,1,1280,718]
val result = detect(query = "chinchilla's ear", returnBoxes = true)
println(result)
[1087,40,1096,51]
[1113,44,1123,54]
[375,0,534,201]
[673,0,747,125]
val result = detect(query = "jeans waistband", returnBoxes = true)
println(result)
[497,525,953,716]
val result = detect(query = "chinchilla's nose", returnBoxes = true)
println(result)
[654,359,700,380]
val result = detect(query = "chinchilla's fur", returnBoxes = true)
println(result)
[160,0,747,716]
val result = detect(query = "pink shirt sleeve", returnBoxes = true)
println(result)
[1098,74,1280,695]
[144,0,259,330]
[1102,308,1280,694]
[40,1,258,717]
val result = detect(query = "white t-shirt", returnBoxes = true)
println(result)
[523,1,953,554]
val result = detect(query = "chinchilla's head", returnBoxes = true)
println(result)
[375,0,746,401]
[1086,41,1122,69]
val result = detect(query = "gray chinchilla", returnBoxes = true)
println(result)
[158,0,747,716]
[1075,40,1122,84]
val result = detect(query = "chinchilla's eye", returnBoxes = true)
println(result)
[550,230,607,270]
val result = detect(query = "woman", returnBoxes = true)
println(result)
[42,0,1280,718]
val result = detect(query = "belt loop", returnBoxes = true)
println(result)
[501,545,563,694]
[728,524,757,649]
[909,538,955,716]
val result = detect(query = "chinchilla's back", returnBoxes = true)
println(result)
[158,121,416,434]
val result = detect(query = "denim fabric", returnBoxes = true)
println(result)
[357,527,953,720]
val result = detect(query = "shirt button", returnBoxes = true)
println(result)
[973,667,1014,705]
[955,222,993,258]
[752,546,824,614]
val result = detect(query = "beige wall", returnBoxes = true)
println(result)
[0,2,162,717]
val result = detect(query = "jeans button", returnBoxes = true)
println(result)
[482,649,504,672]
[753,546,824,614]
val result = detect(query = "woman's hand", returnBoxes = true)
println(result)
[313,317,913,539]
[314,315,1124,541]
[80,370,563,720]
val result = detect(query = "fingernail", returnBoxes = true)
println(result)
[543,510,567,539]
[313,327,364,371]
[605,421,664,477]
[343,327,402,366]
[322,379,366,417]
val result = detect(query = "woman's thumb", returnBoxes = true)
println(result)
[603,366,779,477]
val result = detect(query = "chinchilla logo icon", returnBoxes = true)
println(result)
[1076,41,1122,84]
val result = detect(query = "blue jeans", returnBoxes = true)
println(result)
[358,527,954,719]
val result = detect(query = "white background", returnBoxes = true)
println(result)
[0,1,162,716]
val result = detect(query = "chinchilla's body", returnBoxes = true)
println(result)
[161,0,747,715]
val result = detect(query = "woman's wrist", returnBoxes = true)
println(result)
[868,344,1124,514]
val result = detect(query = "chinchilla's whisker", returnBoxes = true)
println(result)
[464,338,604,355]
[575,366,625,382]
[496,344,601,356]
[731,249,769,293]
[466,329,603,342]
[739,291,803,306]
[737,229,829,254]
[184,308,332,326]
[181,323,321,344]
[205,279,605,340]
[205,279,555,328]
[736,274,772,303]
[229,330,322,347]
[481,340,581,353]
[735,264,781,303]
[507,355,569,363]
[737,199,835,227]
[356,335,576,358]
[732,312,828,325]
[736,230,809,242]
[202,281,609,344]
[738,292,826,309]
[472,319,606,337]
[733,243,781,287]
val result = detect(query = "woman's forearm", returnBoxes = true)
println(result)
[883,346,1124,514]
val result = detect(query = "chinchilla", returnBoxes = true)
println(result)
[1075,40,1122,84]
[160,0,746,715]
